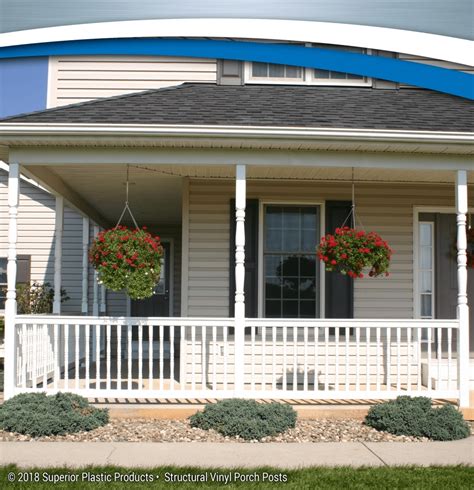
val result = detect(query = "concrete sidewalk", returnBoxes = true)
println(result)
[1,439,473,468]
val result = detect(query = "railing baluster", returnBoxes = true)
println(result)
[21,324,27,388]
[437,327,442,391]
[75,324,80,390]
[376,327,381,392]
[95,323,100,390]
[314,327,319,391]
[355,327,360,391]
[106,320,111,390]
[64,324,69,390]
[117,323,122,390]
[427,327,432,393]
[283,326,287,391]
[345,327,350,392]
[85,323,90,390]
[42,324,48,389]
[148,324,153,390]
[303,326,308,392]
[212,325,217,391]
[159,324,164,391]
[138,321,143,390]
[396,327,401,391]
[251,325,255,391]
[170,325,174,390]
[417,327,422,391]
[223,326,228,391]
[324,327,329,391]
[191,324,196,391]
[272,326,276,391]
[447,327,452,391]
[262,325,266,391]
[386,327,391,392]
[53,324,59,390]
[335,326,340,391]
[127,323,132,390]
[180,325,185,390]
[32,323,38,389]
[201,325,207,389]
[293,326,297,391]
[365,327,370,392]
[407,327,412,391]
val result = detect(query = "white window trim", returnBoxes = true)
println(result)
[244,48,372,87]
[413,206,474,320]
[258,200,326,319]
[417,221,435,319]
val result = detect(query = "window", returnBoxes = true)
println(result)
[251,62,303,80]
[0,258,6,309]
[263,206,320,318]
[418,222,434,319]
[246,46,370,86]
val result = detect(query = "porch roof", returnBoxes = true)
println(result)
[1,83,473,133]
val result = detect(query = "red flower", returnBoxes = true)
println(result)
[116,252,123,259]
[331,259,337,265]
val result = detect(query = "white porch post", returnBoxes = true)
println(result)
[81,216,89,314]
[92,224,99,316]
[53,196,64,314]
[4,162,20,400]
[234,164,246,394]
[456,169,470,408]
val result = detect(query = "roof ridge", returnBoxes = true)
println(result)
[0,82,203,122]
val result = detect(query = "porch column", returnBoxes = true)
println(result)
[4,162,19,400]
[81,216,89,314]
[234,164,246,394]
[456,170,470,408]
[53,196,64,314]
[92,224,99,316]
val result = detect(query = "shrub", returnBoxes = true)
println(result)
[0,392,109,437]
[16,282,69,314]
[365,396,470,441]
[189,399,297,440]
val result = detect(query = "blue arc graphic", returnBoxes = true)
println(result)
[0,39,472,99]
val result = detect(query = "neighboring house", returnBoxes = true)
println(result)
[0,48,472,408]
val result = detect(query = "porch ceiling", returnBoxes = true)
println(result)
[32,164,183,226]
[20,164,474,228]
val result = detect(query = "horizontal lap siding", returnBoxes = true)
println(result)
[49,56,218,106]
[187,179,456,319]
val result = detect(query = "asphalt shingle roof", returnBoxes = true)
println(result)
[1,83,473,132]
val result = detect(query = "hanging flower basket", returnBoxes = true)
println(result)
[317,227,393,278]
[89,226,163,300]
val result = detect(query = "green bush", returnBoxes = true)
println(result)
[16,282,69,315]
[189,399,297,440]
[365,396,470,441]
[0,392,109,437]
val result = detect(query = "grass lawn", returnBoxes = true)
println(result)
[1,465,473,489]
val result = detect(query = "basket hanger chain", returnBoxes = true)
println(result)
[114,164,140,230]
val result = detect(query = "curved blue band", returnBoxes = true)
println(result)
[1,38,472,99]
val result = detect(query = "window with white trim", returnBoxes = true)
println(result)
[246,46,370,86]
[263,205,320,318]
[418,222,434,319]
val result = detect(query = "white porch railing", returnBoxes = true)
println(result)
[11,315,460,401]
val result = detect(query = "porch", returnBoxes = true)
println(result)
[2,138,473,407]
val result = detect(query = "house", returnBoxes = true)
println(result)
[0,49,472,408]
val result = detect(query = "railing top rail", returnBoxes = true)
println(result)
[14,315,236,327]
[14,315,460,329]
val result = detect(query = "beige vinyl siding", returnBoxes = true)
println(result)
[48,55,218,106]
[0,170,55,285]
[186,179,457,319]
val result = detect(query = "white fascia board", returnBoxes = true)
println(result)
[0,19,472,67]
[0,123,473,145]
